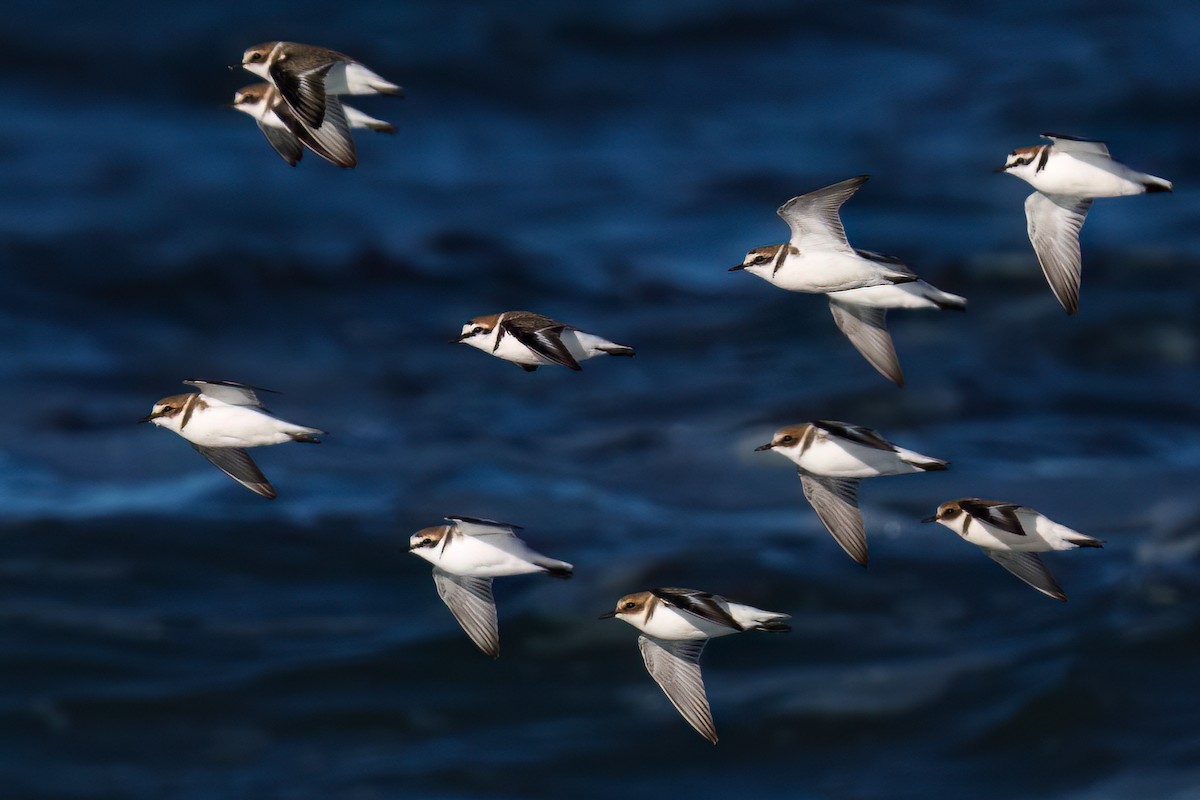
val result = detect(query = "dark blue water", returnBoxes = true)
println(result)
[2,2,1199,798]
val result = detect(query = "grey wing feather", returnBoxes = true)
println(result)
[191,445,275,499]
[1025,193,1092,315]
[776,175,868,251]
[446,515,524,532]
[432,570,500,657]
[502,321,582,370]
[637,636,716,743]
[800,475,867,566]
[184,380,274,407]
[986,551,1067,601]
[1041,133,1110,159]
[828,298,904,386]
[257,121,303,166]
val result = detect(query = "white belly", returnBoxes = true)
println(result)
[795,438,914,478]
[177,407,296,448]
[426,537,544,578]
[1028,155,1145,198]
[759,251,894,293]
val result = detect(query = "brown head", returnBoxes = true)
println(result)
[408,524,451,552]
[599,591,654,621]
[754,423,815,453]
[730,243,785,272]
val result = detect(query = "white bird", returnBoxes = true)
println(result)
[408,516,572,658]
[454,311,635,371]
[230,83,395,167]
[729,175,917,294]
[241,41,403,168]
[923,498,1102,601]
[601,587,790,743]
[998,133,1173,315]
[731,175,965,385]
[140,380,324,499]
[756,420,947,566]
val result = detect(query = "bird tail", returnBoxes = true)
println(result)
[896,448,948,471]
[600,344,636,357]
[930,289,967,311]
[753,617,792,633]
[537,559,574,579]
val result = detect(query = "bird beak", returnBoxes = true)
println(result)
[728,263,746,272]
[920,514,939,523]
[754,442,774,451]
[598,611,616,619]
[137,415,154,424]
[993,165,1010,173]
[451,331,474,343]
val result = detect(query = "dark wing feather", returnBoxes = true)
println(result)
[433,570,500,657]
[445,515,524,531]
[638,636,716,743]
[191,445,275,499]
[650,588,742,631]
[273,93,357,169]
[258,121,303,166]
[800,475,867,566]
[959,500,1026,536]
[811,420,896,452]
[270,59,334,129]
[986,551,1067,601]
[501,320,582,370]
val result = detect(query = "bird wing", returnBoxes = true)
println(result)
[191,445,275,499]
[432,570,500,657]
[810,420,897,453]
[958,499,1027,537]
[269,56,336,129]
[650,588,742,631]
[800,474,867,566]
[827,298,904,386]
[446,516,524,534]
[1025,192,1092,315]
[271,91,357,169]
[184,380,275,407]
[776,175,869,252]
[498,320,582,370]
[986,551,1067,601]
[637,635,716,743]
[257,120,304,166]
[1041,133,1110,159]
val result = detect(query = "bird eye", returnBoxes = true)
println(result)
[472,326,483,334]
[623,601,636,609]
[161,406,173,413]
[249,52,261,62]
[780,435,793,443]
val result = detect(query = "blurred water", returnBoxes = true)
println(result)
[0,2,1198,798]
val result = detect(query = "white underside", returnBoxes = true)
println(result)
[470,328,619,366]
[828,280,963,309]
[784,437,932,478]
[155,403,317,448]
[628,600,786,641]
[950,511,1095,552]
[411,533,562,577]
[747,250,901,293]
[323,62,400,96]
[1017,153,1156,198]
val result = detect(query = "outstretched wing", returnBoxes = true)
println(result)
[1041,133,1110,159]
[799,474,867,566]
[433,570,500,657]
[637,635,716,743]
[184,380,275,407]
[191,445,275,499]
[827,299,904,386]
[776,175,868,252]
[257,120,304,166]
[987,551,1067,601]
[1025,192,1092,315]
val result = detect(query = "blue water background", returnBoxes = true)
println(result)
[1,2,1198,798]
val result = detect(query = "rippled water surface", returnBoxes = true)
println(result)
[1,2,1198,798]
